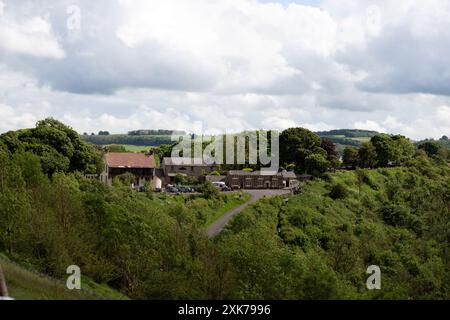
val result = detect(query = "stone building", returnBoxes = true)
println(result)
[101,153,161,189]
[161,157,217,185]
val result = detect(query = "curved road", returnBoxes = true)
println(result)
[206,189,290,237]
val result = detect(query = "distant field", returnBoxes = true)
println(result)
[118,145,154,152]
[351,137,371,142]
[317,129,381,154]
[82,134,174,147]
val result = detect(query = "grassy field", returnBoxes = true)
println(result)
[122,145,154,152]
[0,256,128,300]
[105,144,154,152]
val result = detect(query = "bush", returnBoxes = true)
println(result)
[198,182,220,199]
[329,183,349,200]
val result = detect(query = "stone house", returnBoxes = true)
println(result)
[161,157,217,185]
[101,153,162,189]
[226,170,285,189]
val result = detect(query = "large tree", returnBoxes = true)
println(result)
[280,128,324,172]
[343,147,359,169]
[321,138,338,160]
[418,141,442,157]
[358,142,377,168]
[370,134,396,167]
[0,118,103,175]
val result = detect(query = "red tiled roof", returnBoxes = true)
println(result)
[105,153,156,168]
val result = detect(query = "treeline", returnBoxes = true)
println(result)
[82,134,174,147]
[0,118,103,176]
[316,129,379,138]
[342,134,450,169]
[128,129,186,136]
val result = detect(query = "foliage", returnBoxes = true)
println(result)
[198,182,220,199]
[1,120,449,300]
[329,183,349,200]
[343,147,359,168]
[418,141,442,157]
[280,128,326,172]
[220,156,450,299]
[0,118,103,175]
[305,153,329,176]
[321,138,338,159]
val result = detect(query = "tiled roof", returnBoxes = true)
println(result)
[105,153,156,168]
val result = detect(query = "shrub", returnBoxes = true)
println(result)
[329,183,349,200]
[198,182,220,199]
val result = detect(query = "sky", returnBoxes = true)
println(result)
[0,0,449,139]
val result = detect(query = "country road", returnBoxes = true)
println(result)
[206,189,291,237]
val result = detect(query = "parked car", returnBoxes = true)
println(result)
[178,186,191,193]
[166,186,180,194]
[212,182,226,189]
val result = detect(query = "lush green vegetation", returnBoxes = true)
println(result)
[0,120,249,299]
[0,118,103,176]
[218,157,449,299]
[342,134,450,169]
[0,120,449,300]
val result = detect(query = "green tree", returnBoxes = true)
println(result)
[198,182,220,199]
[305,153,329,176]
[392,135,414,165]
[370,134,396,167]
[0,118,103,175]
[418,141,442,157]
[358,142,377,168]
[280,128,323,172]
[343,147,359,168]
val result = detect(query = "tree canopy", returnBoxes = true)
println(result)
[280,128,326,174]
[0,118,103,175]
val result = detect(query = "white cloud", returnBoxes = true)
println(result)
[353,120,386,133]
[0,12,65,59]
[0,1,449,139]
[0,103,40,132]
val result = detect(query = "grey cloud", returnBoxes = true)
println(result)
[338,26,450,97]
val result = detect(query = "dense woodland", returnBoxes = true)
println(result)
[0,119,449,299]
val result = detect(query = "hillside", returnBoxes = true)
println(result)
[316,129,381,154]
[81,134,174,147]
[0,255,128,300]
[218,157,450,299]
